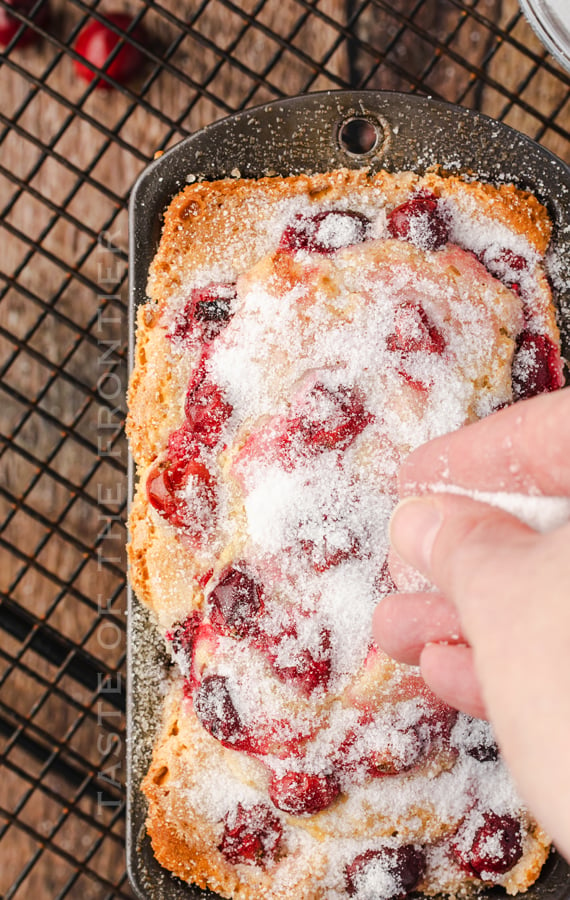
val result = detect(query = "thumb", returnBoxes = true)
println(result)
[389,492,554,643]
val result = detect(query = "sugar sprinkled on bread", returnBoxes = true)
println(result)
[128,168,561,899]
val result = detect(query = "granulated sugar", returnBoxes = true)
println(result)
[429,483,570,532]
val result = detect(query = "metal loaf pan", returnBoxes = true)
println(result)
[127,90,570,900]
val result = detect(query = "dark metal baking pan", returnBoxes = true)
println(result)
[127,90,570,900]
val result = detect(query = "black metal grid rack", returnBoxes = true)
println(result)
[1,1,569,897]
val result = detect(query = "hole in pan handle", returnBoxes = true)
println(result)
[337,113,389,160]
[338,116,381,155]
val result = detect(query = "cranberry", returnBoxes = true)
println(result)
[170,283,236,343]
[340,691,457,778]
[338,719,422,779]
[460,721,500,763]
[296,383,373,452]
[258,621,332,695]
[166,611,202,661]
[387,302,445,355]
[146,439,216,537]
[453,812,523,877]
[452,710,500,766]
[280,210,370,254]
[233,383,372,478]
[396,370,432,394]
[218,803,283,867]
[0,0,49,47]
[73,13,146,88]
[166,421,200,476]
[279,642,332,694]
[194,672,290,755]
[387,191,449,251]
[185,376,233,448]
[480,248,531,295]
[151,457,214,527]
[208,566,264,638]
[345,846,426,899]
[232,418,294,479]
[268,770,340,815]
[197,568,214,589]
[413,698,458,753]
[194,286,234,325]
[368,735,424,777]
[497,249,527,272]
[168,454,213,496]
[482,248,528,285]
[146,465,177,520]
[193,674,246,747]
[512,331,564,400]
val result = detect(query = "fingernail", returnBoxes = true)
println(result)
[390,497,443,575]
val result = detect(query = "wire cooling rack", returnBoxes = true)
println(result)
[1,1,569,897]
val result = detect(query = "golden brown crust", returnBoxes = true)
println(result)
[422,174,552,254]
[147,169,552,308]
[146,170,411,302]
[128,484,206,623]
[127,304,195,468]
[503,828,551,896]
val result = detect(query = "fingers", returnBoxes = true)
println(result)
[383,494,540,720]
[419,644,488,719]
[386,546,431,593]
[388,492,539,641]
[373,592,465,666]
[399,388,570,497]
[373,591,486,717]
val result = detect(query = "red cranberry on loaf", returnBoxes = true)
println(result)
[268,770,341,816]
[512,331,564,400]
[453,811,523,877]
[280,210,370,254]
[387,191,449,250]
[208,566,264,639]
[170,283,236,344]
[218,803,283,867]
[345,846,426,899]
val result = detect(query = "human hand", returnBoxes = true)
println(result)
[373,388,570,860]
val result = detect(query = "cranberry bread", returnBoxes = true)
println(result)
[127,168,563,899]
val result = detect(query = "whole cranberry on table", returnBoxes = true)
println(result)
[73,12,146,88]
[0,0,49,47]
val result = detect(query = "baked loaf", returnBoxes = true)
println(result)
[128,168,563,900]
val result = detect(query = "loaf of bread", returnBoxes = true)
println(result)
[127,167,563,899]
